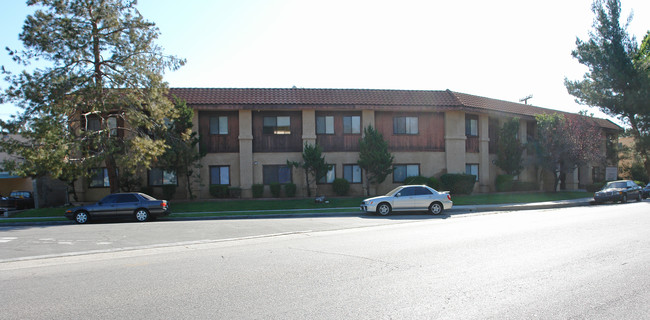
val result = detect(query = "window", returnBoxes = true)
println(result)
[316,116,334,134]
[393,164,419,183]
[210,116,228,135]
[263,165,292,184]
[318,166,336,184]
[115,194,139,203]
[210,166,230,185]
[86,117,101,131]
[107,116,118,136]
[393,117,418,134]
[149,168,177,186]
[466,115,478,136]
[263,116,291,134]
[89,168,110,188]
[466,164,479,181]
[343,116,361,134]
[343,164,362,183]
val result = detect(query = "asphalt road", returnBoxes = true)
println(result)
[1,202,649,319]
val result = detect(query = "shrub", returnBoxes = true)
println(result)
[495,174,514,192]
[586,182,606,192]
[209,184,229,198]
[427,176,441,190]
[440,173,476,195]
[284,183,297,197]
[269,183,282,198]
[252,184,264,198]
[513,181,538,192]
[404,175,429,185]
[162,185,177,200]
[332,178,350,196]
[140,186,154,196]
[228,187,242,199]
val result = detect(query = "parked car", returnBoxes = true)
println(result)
[0,190,35,210]
[65,193,170,224]
[360,185,453,216]
[642,183,650,199]
[593,180,642,204]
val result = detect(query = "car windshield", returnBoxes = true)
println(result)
[385,186,404,196]
[605,181,626,189]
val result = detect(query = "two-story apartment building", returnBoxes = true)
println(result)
[74,88,620,201]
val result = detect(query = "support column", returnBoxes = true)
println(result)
[238,110,254,198]
[302,110,316,146]
[445,111,466,174]
[479,114,490,192]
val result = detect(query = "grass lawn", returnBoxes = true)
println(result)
[2,191,592,222]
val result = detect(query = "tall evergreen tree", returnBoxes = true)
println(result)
[358,126,394,196]
[287,143,331,197]
[565,0,650,177]
[494,118,525,176]
[0,0,185,193]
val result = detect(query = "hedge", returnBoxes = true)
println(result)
[252,184,264,198]
[284,183,297,197]
[332,178,350,196]
[440,173,476,195]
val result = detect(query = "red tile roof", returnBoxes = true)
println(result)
[168,88,621,130]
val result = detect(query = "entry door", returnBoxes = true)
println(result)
[393,187,415,210]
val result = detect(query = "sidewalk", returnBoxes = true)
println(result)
[0,198,595,224]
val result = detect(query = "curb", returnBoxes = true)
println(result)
[0,198,596,226]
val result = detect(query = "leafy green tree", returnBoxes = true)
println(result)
[565,0,650,178]
[494,118,525,176]
[287,143,331,197]
[157,98,204,199]
[0,0,184,193]
[533,113,604,191]
[358,125,394,196]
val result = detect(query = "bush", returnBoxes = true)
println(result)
[440,173,476,195]
[162,185,177,200]
[140,186,153,196]
[332,178,350,196]
[513,181,538,192]
[496,174,514,192]
[427,177,441,190]
[404,175,429,185]
[586,182,606,192]
[284,183,297,197]
[209,184,229,198]
[228,187,242,199]
[252,184,264,198]
[269,183,282,198]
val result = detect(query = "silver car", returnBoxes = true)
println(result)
[360,185,453,216]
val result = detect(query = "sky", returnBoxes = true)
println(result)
[1,0,649,125]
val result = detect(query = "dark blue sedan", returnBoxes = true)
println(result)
[65,193,170,224]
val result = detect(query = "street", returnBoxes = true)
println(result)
[1,202,650,319]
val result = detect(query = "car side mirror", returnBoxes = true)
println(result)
[395,193,401,197]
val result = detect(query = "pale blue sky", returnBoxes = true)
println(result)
[2,0,649,124]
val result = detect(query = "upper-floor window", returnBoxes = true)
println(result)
[87,117,101,132]
[393,117,418,135]
[466,115,478,136]
[107,116,118,136]
[263,116,291,135]
[343,116,361,134]
[393,164,419,183]
[316,116,334,134]
[210,116,228,135]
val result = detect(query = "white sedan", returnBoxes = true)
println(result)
[360,185,453,216]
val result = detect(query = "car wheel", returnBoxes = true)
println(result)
[376,203,392,216]
[74,211,89,224]
[621,194,627,203]
[134,209,149,222]
[429,202,443,215]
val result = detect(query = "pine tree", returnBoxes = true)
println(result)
[358,126,394,196]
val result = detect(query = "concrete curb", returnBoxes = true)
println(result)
[0,198,597,226]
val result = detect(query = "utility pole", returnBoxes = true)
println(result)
[519,94,533,105]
